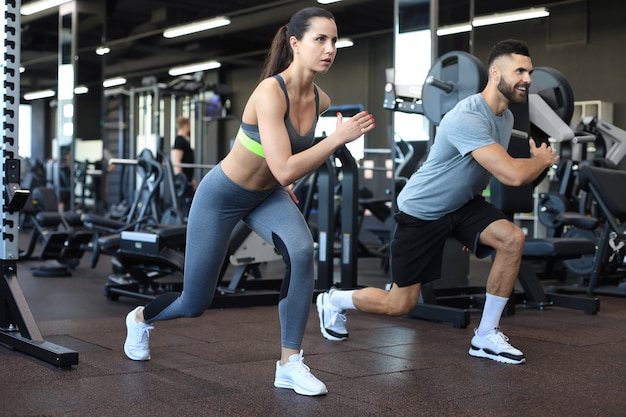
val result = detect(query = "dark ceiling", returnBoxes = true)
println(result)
[19,0,563,95]
[19,0,396,94]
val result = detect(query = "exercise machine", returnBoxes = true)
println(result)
[81,149,163,268]
[19,187,94,276]
[547,166,626,297]
[0,0,77,367]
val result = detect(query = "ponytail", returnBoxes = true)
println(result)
[260,25,292,80]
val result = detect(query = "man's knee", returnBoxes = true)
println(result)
[489,220,525,254]
[385,284,420,316]
[386,301,415,317]
[503,225,526,253]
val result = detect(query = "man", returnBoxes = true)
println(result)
[171,116,197,218]
[316,39,558,365]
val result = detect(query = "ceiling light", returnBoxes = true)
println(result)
[103,77,127,88]
[168,60,221,76]
[473,7,549,27]
[19,66,25,73]
[336,38,354,49]
[96,46,111,56]
[21,0,72,16]
[74,86,89,95]
[24,89,55,100]
[163,16,231,39]
[317,0,342,4]
[436,23,472,36]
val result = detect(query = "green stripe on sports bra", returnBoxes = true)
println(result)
[238,127,265,158]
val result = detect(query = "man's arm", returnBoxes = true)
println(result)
[472,138,558,186]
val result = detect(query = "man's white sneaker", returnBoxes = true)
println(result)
[468,328,525,364]
[274,350,328,396]
[316,289,348,341]
[124,306,154,361]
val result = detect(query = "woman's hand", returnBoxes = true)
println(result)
[334,111,375,144]
[286,184,299,205]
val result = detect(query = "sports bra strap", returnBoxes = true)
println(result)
[273,74,319,120]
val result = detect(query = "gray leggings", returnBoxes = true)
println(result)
[142,164,315,350]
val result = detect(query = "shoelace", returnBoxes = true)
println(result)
[488,331,512,347]
[293,360,311,375]
[327,310,346,327]
[136,324,153,342]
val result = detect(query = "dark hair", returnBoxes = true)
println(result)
[260,7,335,79]
[487,39,530,66]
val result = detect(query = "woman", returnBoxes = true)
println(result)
[124,7,375,396]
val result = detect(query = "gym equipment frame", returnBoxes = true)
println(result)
[0,0,78,368]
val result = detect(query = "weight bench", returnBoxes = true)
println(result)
[102,225,187,300]
[489,172,600,315]
[555,165,626,297]
[101,221,286,308]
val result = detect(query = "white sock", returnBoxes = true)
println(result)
[329,289,356,311]
[477,293,509,336]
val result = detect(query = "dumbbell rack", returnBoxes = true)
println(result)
[0,0,78,368]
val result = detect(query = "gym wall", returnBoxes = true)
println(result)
[469,0,625,127]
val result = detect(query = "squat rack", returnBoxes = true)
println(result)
[0,0,78,367]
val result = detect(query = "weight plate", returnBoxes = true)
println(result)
[537,192,569,228]
[528,67,575,125]
[421,51,487,126]
[562,227,598,276]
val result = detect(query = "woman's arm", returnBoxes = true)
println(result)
[257,82,374,186]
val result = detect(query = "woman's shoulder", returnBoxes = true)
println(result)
[251,76,285,102]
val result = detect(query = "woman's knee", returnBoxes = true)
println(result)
[273,233,315,265]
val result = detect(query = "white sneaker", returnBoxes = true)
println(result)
[468,328,525,364]
[124,306,154,361]
[274,350,328,396]
[316,289,348,341]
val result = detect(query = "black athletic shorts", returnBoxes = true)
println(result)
[390,195,509,288]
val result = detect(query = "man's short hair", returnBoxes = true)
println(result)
[487,39,530,66]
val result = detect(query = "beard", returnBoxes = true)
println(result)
[497,77,527,104]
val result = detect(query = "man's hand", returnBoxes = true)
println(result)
[529,138,559,168]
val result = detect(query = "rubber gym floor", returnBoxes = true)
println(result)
[2,238,626,417]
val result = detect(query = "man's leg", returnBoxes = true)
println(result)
[316,283,422,341]
[469,218,526,364]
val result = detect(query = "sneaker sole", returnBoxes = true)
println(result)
[124,347,151,361]
[316,294,348,341]
[274,378,328,396]
[468,345,526,365]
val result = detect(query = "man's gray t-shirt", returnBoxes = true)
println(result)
[397,93,514,220]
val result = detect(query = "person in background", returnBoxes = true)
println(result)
[123,7,375,396]
[171,116,197,216]
[317,39,558,366]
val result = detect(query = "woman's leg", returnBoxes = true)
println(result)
[142,166,270,322]
[244,188,315,361]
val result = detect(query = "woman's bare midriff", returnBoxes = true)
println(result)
[220,138,278,191]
